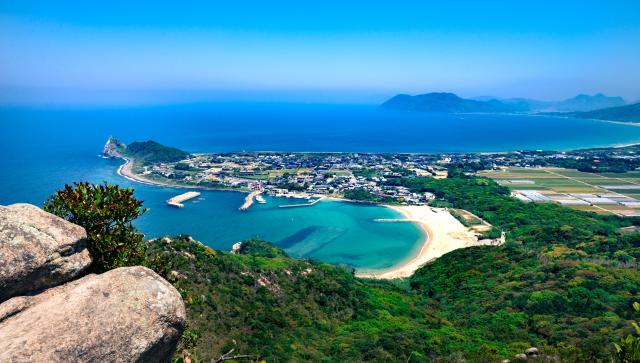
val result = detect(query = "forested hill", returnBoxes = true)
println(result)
[123,140,190,164]
[152,175,640,362]
[570,102,640,123]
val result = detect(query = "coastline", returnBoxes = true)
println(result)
[356,205,484,279]
[116,157,496,279]
[116,157,248,194]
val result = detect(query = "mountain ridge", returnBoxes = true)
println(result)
[570,102,640,123]
[381,92,626,113]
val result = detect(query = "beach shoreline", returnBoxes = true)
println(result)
[356,205,490,279]
[116,157,497,279]
[116,157,249,194]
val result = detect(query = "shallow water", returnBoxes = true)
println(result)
[2,102,640,271]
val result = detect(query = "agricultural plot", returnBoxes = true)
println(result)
[480,167,640,216]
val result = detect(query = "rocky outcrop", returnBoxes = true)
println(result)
[0,204,186,362]
[502,347,546,362]
[0,203,92,302]
[0,266,186,362]
[103,135,126,158]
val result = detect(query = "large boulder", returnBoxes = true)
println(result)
[0,203,92,302]
[0,266,186,362]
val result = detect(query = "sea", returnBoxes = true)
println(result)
[3,102,640,273]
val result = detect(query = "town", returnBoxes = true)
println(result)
[127,143,640,213]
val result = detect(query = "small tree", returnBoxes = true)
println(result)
[44,182,147,272]
[614,302,640,362]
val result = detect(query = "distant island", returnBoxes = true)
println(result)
[380,92,519,113]
[380,91,628,116]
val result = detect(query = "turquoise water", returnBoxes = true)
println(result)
[3,103,640,271]
[134,190,423,273]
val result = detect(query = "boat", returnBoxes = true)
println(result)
[256,195,266,204]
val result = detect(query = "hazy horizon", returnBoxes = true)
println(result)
[1,1,639,106]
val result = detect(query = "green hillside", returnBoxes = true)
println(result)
[152,176,640,362]
[124,140,190,164]
[45,178,640,362]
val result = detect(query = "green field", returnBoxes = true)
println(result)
[480,167,640,216]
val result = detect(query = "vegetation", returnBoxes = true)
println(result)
[44,178,640,361]
[540,157,640,173]
[124,140,190,164]
[353,168,380,178]
[343,188,396,204]
[151,236,498,362]
[614,302,640,362]
[175,162,196,171]
[389,176,640,360]
[44,182,148,272]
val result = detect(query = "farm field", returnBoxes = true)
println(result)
[480,167,640,216]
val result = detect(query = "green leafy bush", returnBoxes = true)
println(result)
[44,182,148,272]
[614,302,640,362]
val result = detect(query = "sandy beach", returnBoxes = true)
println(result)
[117,157,163,186]
[118,159,497,278]
[356,205,494,279]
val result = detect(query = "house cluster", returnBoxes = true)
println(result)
[140,145,640,205]
[142,152,445,204]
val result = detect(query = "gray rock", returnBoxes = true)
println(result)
[525,347,539,356]
[0,266,186,362]
[514,353,528,360]
[0,203,92,302]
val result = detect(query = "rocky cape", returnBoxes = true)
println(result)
[0,203,186,362]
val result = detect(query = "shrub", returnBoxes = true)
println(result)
[44,182,147,272]
[614,302,640,362]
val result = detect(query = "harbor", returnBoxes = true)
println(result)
[166,191,201,208]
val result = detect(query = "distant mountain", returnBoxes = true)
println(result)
[570,102,640,123]
[382,92,626,113]
[490,94,624,112]
[380,92,518,113]
[551,93,625,112]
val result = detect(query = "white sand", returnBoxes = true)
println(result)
[357,205,491,279]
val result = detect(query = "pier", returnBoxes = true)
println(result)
[239,191,261,211]
[278,196,325,208]
[167,191,201,208]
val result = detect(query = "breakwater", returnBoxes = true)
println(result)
[279,197,325,208]
[239,191,261,211]
[167,191,201,208]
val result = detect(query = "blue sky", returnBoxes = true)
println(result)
[1,1,639,105]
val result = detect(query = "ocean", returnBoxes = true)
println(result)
[3,102,640,272]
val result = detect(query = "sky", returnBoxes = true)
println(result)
[0,1,639,105]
